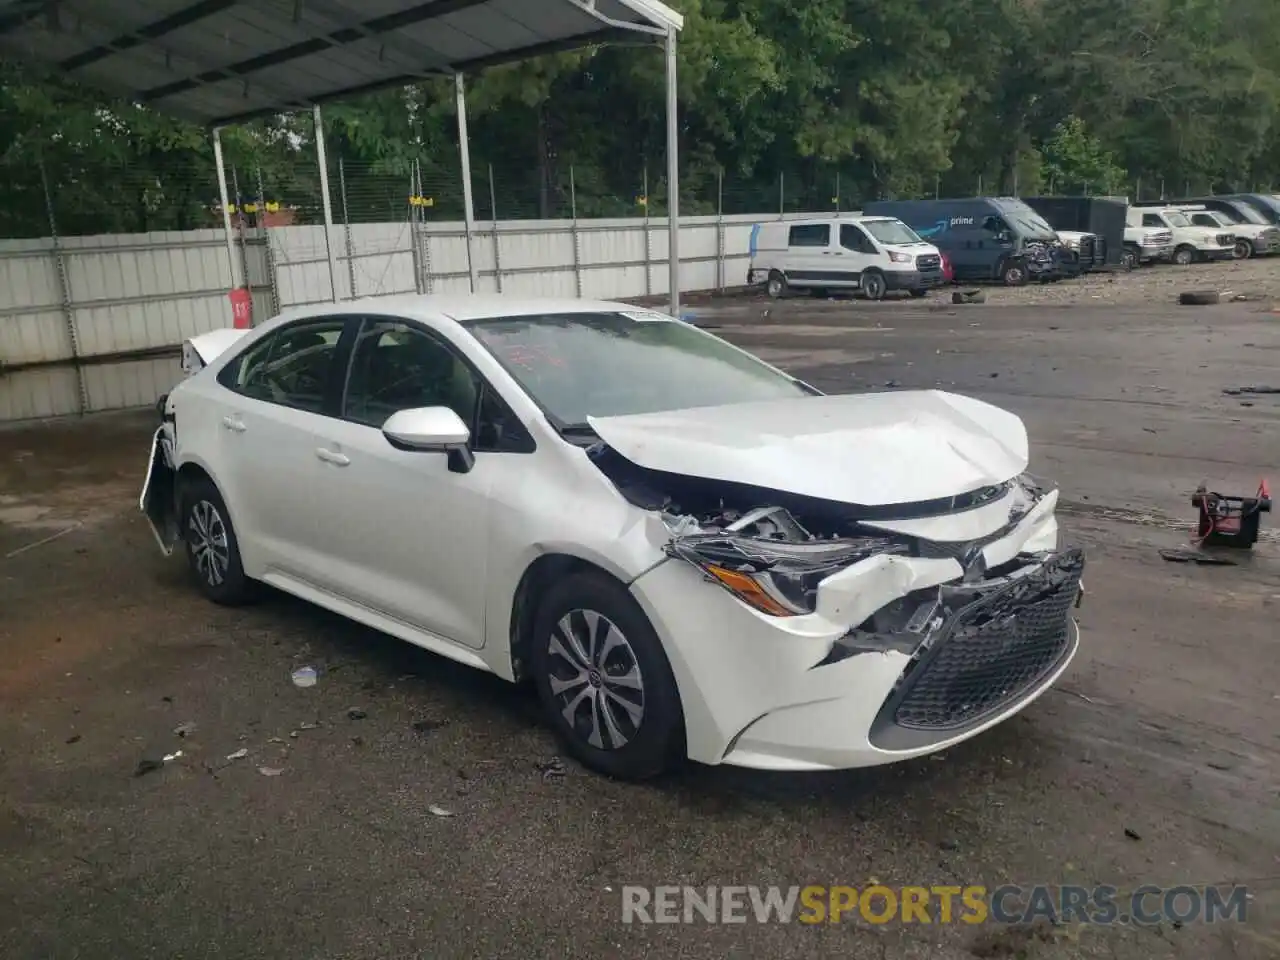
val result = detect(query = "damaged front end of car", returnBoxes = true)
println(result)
[599,442,1085,744]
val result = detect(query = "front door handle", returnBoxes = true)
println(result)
[221,415,246,433]
[315,447,350,466]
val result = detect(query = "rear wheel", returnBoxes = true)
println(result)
[179,477,257,606]
[530,571,684,781]
[766,270,788,299]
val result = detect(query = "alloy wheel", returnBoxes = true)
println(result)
[546,609,645,750]
[188,499,230,587]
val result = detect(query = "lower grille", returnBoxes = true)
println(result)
[917,254,941,270]
[891,548,1084,731]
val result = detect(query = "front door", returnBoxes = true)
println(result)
[304,317,496,650]
[837,223,877,288]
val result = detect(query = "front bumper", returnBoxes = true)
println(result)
[1140,243,1175,262]
[630,493,1083,771]
[1202,248,1234,261]
[884,269,946,291]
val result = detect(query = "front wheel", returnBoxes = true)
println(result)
[1234,239,1253,260]
[860,270,887,300]
[1173,245,1196,266]
[1000,260,1028,286]
[531,571,684,781]
[1121,247,1138,271]
[180,477,258,606]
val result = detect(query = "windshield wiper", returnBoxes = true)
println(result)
[558,422,599,438]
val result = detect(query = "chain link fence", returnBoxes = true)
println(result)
[2,144,1276,241]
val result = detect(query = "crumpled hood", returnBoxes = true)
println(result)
[587,390,1029,507]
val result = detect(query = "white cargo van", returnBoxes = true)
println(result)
[747,215,946,300]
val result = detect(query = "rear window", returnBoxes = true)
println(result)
[788,224,830,247]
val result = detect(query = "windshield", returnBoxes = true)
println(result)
[997,206,1057,238]
[464,312,815,427]
[863,218,923,245]
[1164,211,1191,227]
[1226,203,1266,224]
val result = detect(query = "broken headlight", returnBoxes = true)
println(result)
[666,535,908,617]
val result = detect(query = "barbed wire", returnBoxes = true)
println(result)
[1,147,1275,240]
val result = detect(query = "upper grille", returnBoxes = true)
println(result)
[1078,236,1095,260]
[891,548,1084,730]
[1094,237,1107,264]
[1217,233,1234,246]
[917,254,941,270]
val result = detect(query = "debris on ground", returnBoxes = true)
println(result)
[134,749,183,778]
[1159,548,1238,566]
[428,805,455,818]
[347,708,367,720]
[225,748,248,761]
[1222,385,1280,395]
[172,721,197,738]
[411,718,447,734]
[65,735,81,745]
[1124,827,1142,841]
[258,766,284,777]
[291,666,318,688]
[952,289,986,305]
[1178,289,1222,306]
[541,757,567,781]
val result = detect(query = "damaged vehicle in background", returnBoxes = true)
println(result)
[141,296,1084,780]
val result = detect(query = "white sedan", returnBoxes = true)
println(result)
[142,295,1083,780]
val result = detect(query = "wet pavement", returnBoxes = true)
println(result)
[2,273,1279,959]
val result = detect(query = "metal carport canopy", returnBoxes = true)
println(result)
[0,0,686,312]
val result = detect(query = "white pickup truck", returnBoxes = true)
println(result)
[1175,205,1280,259]
[1127,207,1235,266]
[1121,223,1174,269]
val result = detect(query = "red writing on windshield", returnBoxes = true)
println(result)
[501,344,565,369]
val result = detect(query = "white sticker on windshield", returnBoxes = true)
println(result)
[618,311,672,323]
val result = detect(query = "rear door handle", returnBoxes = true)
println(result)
[315,447,350,466]
[221,415,246,433]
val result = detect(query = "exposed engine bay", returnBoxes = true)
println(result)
[588,442,1055,620]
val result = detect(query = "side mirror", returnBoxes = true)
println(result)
[382,406,475,473]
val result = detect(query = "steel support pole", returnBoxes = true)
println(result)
[664,27,680,318]
[212,128,242,290]
[455,72,479,293]
[313,104,340,301]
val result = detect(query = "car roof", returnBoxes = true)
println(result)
[270,294,653,326]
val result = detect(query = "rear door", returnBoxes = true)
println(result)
[210,316,356,580]
[784,222,833,287]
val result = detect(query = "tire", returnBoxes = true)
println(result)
[1173,245,1196,266]
[530,571,684,781]
[860,270,887,301]
[179,476,257,606]
[1233,239,1253,260]
[1000,260,1028,286]
[766,270,788,299]
[1121,247,1138,271]
[908,289,928,298]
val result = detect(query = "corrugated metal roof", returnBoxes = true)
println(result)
[0,0,682,126]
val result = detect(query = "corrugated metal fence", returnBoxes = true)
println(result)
[0,212,808,422]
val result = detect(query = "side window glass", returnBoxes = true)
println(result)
[218,319,345,413]
[841,224,874,253]
[473,383,535,454]
[1141,214,1163,228]
[788,223,831,247]
[1191,214,1213,227]
[981,216,1006,234]
[342,319,480,429]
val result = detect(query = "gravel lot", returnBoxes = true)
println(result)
[2,276,1279,959]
